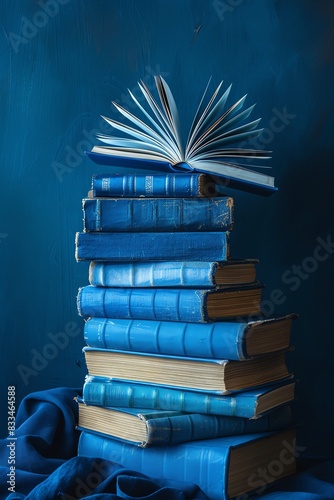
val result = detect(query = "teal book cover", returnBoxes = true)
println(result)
[82,376,296,418]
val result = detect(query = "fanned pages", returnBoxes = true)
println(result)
[88,76,276,195]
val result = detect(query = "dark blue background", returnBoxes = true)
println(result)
[0,0,333,459]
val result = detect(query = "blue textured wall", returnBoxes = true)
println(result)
[1,0,334,458]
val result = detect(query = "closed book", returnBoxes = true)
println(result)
[83,376,296,418]
[83,315,296,360]
[78,428,297,499]
[76,403,292,448]
[89,259,258,288]
[82,196,233,232]
[83,348,291,394]
[90,172,220,198]
[77,284,263,322]
[75,231,229,262]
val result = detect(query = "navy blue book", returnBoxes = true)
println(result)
[83,348,291,394]
[82,376,296,419]
[83,315,295,360]
[78,428,297,499]
[88,260,258,288]
[75,231,229,261]
[76,402,292,447]
[90,172,221,198]
[82,196,233,232]
[86,76,277,196]
[77,284,263,322]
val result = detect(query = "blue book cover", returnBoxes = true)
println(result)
[82,376,296,419]
[75,231,229,262]
[76,402,292,447]
[83,348,291,394]
[83,315,295,360]
[88,260,258,288]
[82,196,233,232]
[78,428,297,499]
[91,172,220,198]
[77,284,263,323]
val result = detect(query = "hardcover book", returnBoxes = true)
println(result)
[83,348,291,394]
[82,196,234,232]
[77,284,263,322]
[83,314,296,360]
[90,172,221,198]
[82,376,296,418]
[78,428,297,499]
[88,259,258,287]
[76,402,292,447]
[75,231,229,262]
[86,76,276,196]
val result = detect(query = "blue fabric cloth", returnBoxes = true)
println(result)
[1,388,334,500]
[0,387,81,499]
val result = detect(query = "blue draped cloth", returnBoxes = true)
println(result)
[1,387,334,500]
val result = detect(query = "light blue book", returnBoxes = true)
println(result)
[78,428,297,499]
[82,376,296,419]
[83,315,295,360]
[76,402,292,447]
[77,284,263,323]
[88,259,258,288]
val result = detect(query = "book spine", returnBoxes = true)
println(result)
[82,197,233,232]
[91,173,211,197]
[89,261,217,287]
[83,378,259,417]
[77,287,208,323]
[83,317,246,359]
[137,405,291,446]
[75,231,229,262]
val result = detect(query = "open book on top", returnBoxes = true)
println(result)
[87,76,277,195]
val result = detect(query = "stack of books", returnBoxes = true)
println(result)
[74,77,297,500]
[74,171,297,500]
